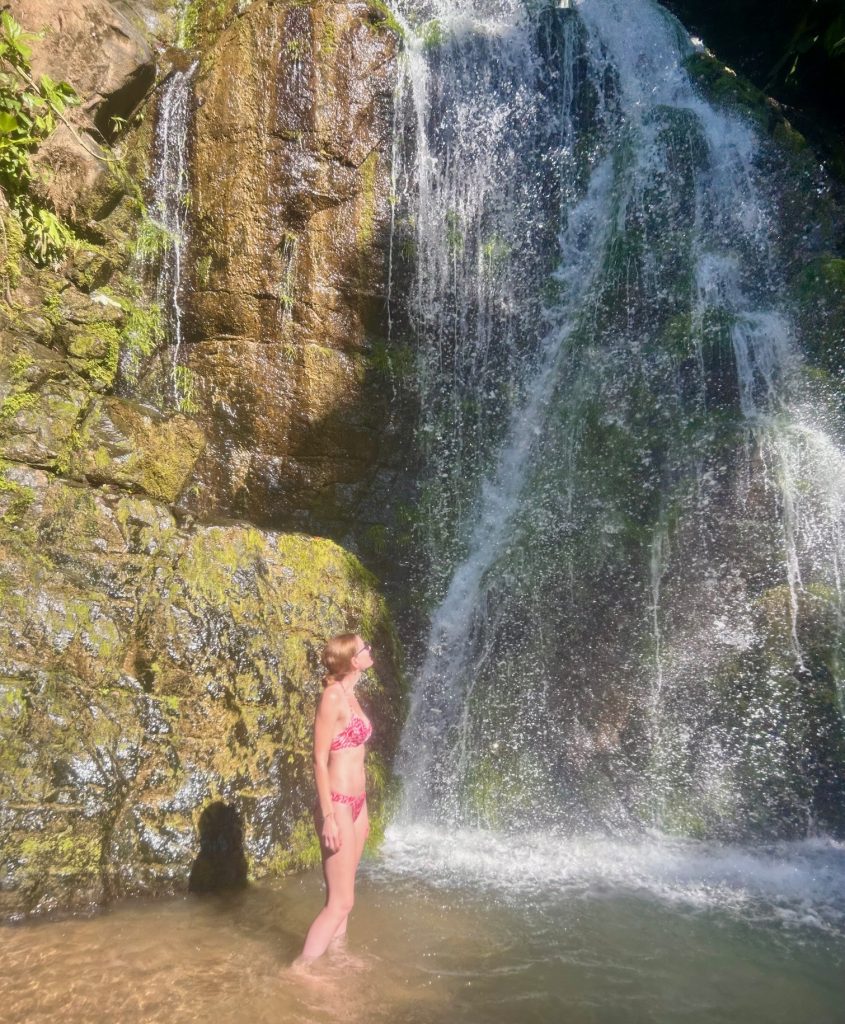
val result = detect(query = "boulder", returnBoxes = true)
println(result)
[0,332,92,467]
[0,471,403,918]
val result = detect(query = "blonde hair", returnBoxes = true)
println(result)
[321,633,360,686]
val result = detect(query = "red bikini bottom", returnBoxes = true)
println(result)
[330,791,366,822]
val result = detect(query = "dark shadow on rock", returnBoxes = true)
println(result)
[188,801,249,893]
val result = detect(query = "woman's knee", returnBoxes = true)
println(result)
[329,895,354,918]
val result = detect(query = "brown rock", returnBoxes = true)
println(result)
[0,472,403,917]
[29,124,111,223]
[69,397,206,502]
[179,0,405,533]
[10,0,156,136]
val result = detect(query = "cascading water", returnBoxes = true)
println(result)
[387,0,845,848]
[149,60,197,396]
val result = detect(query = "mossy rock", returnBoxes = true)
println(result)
[0,333,93,468]
[0,474,404,918]
[684,51,807,151]
[69,397,206,502]
[791,257,845,384]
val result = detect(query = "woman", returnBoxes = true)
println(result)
[298,633,374,962]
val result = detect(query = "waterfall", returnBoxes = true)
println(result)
[389,0,845,839]
[150,61,198,398]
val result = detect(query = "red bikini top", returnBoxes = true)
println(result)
[330,712,372,751]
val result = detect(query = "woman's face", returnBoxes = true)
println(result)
[351,636,374,672]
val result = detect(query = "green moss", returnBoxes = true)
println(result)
[54,426,84,477]
[464,749,537,829]
[318,16,339,58]
[419,19,443,49]
[364,0,404,37]
[9,352,34,382]
[196,254,212,288]
[121,303,165,383]
[0,390,38,420]
[480,234,509,273]
[19,830,102,878]
[363,750,398,856]
[179,0,231,47]
[0,461,36,525]
[267,813,321,874]
[1,210,25,292]
[792,257,845,380]
[445,209,463,254]
[685,52,807,150]
[366,338,415,379]
[67,322,121,390]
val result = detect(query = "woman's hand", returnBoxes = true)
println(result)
[321,812,341,852]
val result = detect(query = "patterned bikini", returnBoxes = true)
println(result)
[328,708,372,822]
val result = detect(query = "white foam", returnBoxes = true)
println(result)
[374,824,845,935]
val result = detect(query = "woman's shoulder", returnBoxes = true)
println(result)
[318,683,343,711]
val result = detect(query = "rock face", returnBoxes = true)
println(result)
[11,0,156,135]
[177,1,413,556]
[0,467,402,918]
[0,0,408,918]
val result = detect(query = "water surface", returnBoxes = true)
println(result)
[5,829,844,1024]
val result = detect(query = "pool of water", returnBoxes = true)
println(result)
[4,828,844,1024]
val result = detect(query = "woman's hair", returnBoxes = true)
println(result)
[321,633,360,686]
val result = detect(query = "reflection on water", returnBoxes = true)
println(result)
[4,832,845,1024]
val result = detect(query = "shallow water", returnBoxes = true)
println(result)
[4,828,845,1024]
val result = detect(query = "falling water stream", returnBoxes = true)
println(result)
[149,59,197,396]
[4,1,845,1020]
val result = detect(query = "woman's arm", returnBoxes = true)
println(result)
[313,688,342,852]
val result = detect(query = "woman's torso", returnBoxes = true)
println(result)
[327,689,371,795]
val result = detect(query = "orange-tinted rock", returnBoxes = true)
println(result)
[178,1,408,537]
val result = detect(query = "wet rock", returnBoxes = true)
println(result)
[68,397,206,502]
[179,0,410,543]
[0,472,403,918]
[0,332,92,467]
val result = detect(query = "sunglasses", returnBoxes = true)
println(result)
[354,642,372,656]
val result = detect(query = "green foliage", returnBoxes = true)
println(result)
[772,1,845,86]
[364,0,405,38]
[134,217,174,261]
[0,12,78,265]
[95,291,166,383]
[173,364,199,414]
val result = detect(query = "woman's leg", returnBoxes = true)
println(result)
[330,799,370,942]
[299,805,357,960]
[353,798,370,867]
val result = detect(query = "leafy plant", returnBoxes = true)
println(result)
[173,363,198,413]
[0,12,79,265]
[134,217,175,261]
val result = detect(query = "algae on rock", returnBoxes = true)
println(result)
[0,471,403,918]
